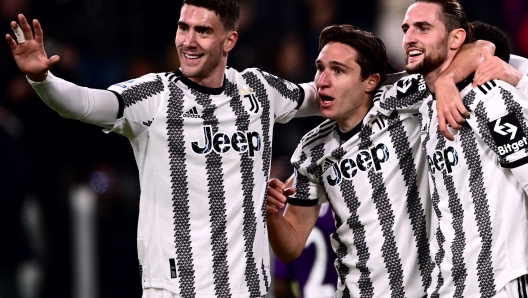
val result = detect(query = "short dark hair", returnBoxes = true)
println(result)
[182,0,240,31]
[318,24,387,85]
[411,0,474,44]
[471,21,510,63]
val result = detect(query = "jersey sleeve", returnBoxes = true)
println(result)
[516,75,528,98]
[287,143,328,206]
[28,72,119,129]
[255,70,319,123]
[469,80,528,190]
[106,73,167,139]
[376,74,428,116]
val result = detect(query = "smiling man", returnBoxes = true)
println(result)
[395,0,528,296]
[5,0,319,297]
[266,24,433,297]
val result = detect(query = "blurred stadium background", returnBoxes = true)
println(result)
[1,0,527,297]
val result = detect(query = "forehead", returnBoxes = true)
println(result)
[403,2,442,25]
[179,4,222,26]
[318,42,358,64]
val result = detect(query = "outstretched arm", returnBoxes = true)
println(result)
[6,14,59,82]
[266,178,320,263]
[6,14,119,128]
[434,40,495,140]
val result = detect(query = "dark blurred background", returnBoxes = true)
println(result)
[1,0,527,297]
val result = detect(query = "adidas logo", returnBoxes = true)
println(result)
[323,158,335,172]
[183,107,201,118]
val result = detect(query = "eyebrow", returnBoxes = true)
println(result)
[315,60,351,69]
[402,21,433,30]
[177,21,214,33]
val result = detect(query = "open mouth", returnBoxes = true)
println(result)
[408,49,423,58]
[184,53,204,60]
[319,94,334,105]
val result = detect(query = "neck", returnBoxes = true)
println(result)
[337,97,373,132]
[424,53,457,93]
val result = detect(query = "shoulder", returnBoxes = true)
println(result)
[108,72,170,92]
[299,120,337,151]
[510,54,528,75]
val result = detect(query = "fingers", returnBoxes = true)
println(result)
[33,19,44,44]
[438,114,455,141]
[283,187,296,197]
[5,34,18,51]
[482,46,494,60]
[48,55,61,68]
[18,14,34,42]
[10,22,25,44]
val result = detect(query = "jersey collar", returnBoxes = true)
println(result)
[173,69,226,95]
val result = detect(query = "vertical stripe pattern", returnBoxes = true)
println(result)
[167,81,196,297]
[193,88,232,297]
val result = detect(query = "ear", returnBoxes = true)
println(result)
[365,73,381,93]
[449,28,466,50]
[224,30,238,53]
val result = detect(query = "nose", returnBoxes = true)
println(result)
[183,30,197,47]
[402,29,415,49]
[316,70,330,88]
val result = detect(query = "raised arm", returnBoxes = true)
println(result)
[6,14,119,128]
[6,14,59,82]
[434,40,495,140]
[266,178,320,263]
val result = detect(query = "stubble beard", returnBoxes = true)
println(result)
[404,38,449,76]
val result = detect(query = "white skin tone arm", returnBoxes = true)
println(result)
[266,177,321,263]
[434,40,496,140]
[7,14,119,128]
[435,41,526,140]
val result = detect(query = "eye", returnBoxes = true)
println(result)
[334,68,344,74]
[419,26,429,32]
[316,64,324,72]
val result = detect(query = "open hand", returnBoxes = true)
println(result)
[5,14,60,82]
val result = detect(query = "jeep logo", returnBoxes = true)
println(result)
[191,126,261,157]
[427,146,459,174]
[326,143,390,186]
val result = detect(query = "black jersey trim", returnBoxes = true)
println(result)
[286,197,319,206]
[294,83,305,110]
[336,122,362,142]
[303,123,337,149]
[501,156,528,168]
[173,69,225,95]
[109,90,125,119]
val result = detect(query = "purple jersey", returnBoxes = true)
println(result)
[273,203,337,297]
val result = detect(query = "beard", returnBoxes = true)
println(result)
[404,38,449,75]
[405,51,447,75]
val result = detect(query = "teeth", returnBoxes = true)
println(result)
[409,50,423,56]
[184,53,200,59]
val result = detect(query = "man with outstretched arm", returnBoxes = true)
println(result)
[5,1,319,297]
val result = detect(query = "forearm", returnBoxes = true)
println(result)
[435,40,495,88]
[266,211,305,263]
[29,72,119,128]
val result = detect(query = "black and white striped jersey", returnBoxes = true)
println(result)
[288,78,433,298]
[106,67,317,297]
[419,78,528,298]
